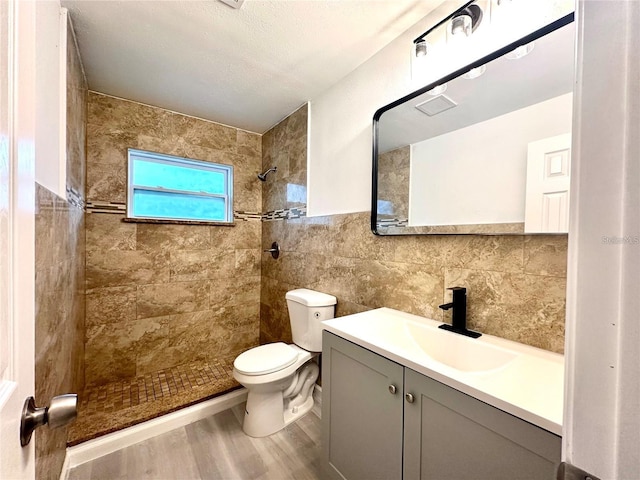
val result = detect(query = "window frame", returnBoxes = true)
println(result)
[126,148,234,224]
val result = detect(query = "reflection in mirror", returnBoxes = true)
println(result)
[373,16,575,236]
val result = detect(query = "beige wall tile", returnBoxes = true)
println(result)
[86,213,136,254]
[86,124,135,167]
[86,286,136,327]
[235,248,261,275]
[169,249,235,282]
[444,235,525,273]
[86,250,170,289]
[210,275,261,308]
[524,235,568,277]
[136,223,210,252]
[85,317,169,385]
[237,130,261,158]
[211,220,260,250]
[137,281,210,319]
[86,161,127,203]
[444,268,566,353]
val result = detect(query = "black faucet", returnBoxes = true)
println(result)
[438,287,481,338]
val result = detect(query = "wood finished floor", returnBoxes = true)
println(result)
[67,403,327,480]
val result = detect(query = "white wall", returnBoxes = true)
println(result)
[307,0,575,216]
[564,1,640,478]
[408,93,572,226]
[35,1,67,197]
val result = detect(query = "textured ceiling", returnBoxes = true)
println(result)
[62,0,444,133]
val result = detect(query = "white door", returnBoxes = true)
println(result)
[524,133,572,233]
[0,0,36,478]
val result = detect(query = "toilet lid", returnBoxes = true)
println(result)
[234,343,299,376]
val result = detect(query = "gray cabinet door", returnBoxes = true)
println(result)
[322,331,404,480]
[403,368,561,480]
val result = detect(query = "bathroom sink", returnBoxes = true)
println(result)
[322,307,564,435]
[405,322,518,372]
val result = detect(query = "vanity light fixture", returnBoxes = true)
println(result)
[451,4,483,37]
[427,83,447,95]
[412,2,483,58]
[451,13,473,36]
[415,39,428,57]
[462,65,487,79]
[506,42,535,59]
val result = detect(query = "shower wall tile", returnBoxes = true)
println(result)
[86,248,170,290]
[136,223,211,252]
[260,107,569,355]
[85,93,262,386]
[35,18,87,480]
[261,104,308,212]
[85,317,169,385]
[136,281,210,319]
[169,249,235,282]
[86,213,136,253]
[210,275,261,308]
[86,286,137,328]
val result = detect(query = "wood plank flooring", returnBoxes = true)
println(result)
[67,403,327,480]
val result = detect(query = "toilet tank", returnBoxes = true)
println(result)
[286,289,337,352]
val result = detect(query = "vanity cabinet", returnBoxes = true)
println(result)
[322,331,404,480]
[322,331,561,480]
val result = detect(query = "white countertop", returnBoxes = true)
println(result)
[322,307,564,436]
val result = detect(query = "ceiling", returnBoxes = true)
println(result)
[62,0,443,134]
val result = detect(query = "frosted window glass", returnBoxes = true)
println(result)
[133,190,226,221]
[132,159,226,194]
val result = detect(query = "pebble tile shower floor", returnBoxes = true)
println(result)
[68,357,240,445]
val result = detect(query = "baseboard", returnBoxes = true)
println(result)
[312,384,322,418]
[60,388,247,476]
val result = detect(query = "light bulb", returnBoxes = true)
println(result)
[463,65,487,79]
[427,84,447,95]
[415,40,428,57]
[506,42,535,60]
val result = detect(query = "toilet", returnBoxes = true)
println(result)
[233,288,337,437]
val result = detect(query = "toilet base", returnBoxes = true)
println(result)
[242,387,316,438]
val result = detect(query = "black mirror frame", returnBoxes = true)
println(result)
[371,12,575,236]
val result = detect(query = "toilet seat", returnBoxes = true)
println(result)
[233,342,298,376]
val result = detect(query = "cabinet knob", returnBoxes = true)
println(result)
[405,393,415,403]
[388,384,397,395]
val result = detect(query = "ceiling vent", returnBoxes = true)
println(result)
[218,0,245,9]
[415,95,458,116]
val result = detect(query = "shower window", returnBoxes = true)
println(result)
[127,149,233,223]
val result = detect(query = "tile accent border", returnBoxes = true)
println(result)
[262,206,307,221]
[376,218,409,229]
[86,201,127,214]
[66,187,85,210]
[85,202,306,223]
[234,210,263,221]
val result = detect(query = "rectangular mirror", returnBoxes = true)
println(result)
[372,14,575,235]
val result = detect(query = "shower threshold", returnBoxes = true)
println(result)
[67,357,240,446]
